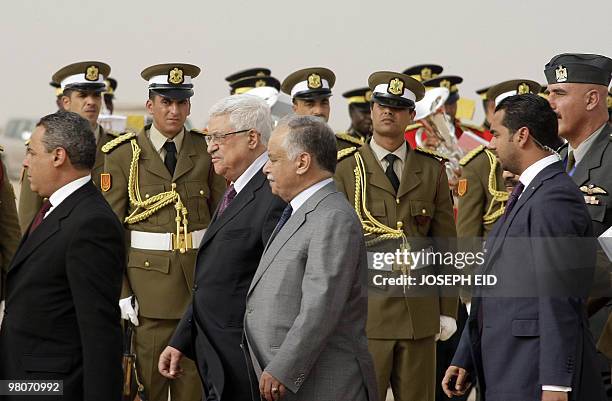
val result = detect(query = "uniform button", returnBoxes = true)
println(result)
[396,198,400,204]
[422,208,427,214]
[199,190,204,195]
[144,261,150,267]
[193,284,198,291]
[145,193,150,199]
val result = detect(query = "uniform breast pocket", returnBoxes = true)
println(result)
[139,183,168,225]
[184,181,211,223]
[586,202,606,223]
[409,200,435,236]
[369,199,387,218]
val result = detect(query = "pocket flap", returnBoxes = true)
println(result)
[128,250,170,274]
[22,355,72,373]
[409,200,435,217]
[511,319,539,337]
[185,181,210,198]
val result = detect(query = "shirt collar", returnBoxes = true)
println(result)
[149,124,185,154]
[290,178,333,216]
[568,123,607,165]
[519,154,560,190]
[369,137,407,164]
[233,152,268,194]
[47,175,91,217]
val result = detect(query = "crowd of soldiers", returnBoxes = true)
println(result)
[0,53,612,401]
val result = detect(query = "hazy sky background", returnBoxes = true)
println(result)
[0,0,610,131]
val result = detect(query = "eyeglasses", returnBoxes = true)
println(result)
[204,129,251,145]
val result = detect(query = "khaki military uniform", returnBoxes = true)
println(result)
[335,141,458,401]
[336,131,364,153]
[456,145,507,238]
[102,125,225,401]
[0,155,21,300]
[18,125,115,232]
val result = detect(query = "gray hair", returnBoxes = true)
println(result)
[208,94,273,145]
[277,115,337,174]
[37,111,96,170]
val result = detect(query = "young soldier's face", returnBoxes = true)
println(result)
[146,95,191,136]
[292,97,331,122]
[62,90,101,127]
[370,102,414,138]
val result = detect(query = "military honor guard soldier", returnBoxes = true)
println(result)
[0,148,20,306]
[18,61,117,233]
[102,63,226,401]
[544,53,612,375]
[225,67,272,94]
[337,87,373,149]
[334,70,458,401]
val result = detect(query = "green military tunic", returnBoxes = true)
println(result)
[456,145,507,238]
[0,155,21,300]
[18,125,115,232]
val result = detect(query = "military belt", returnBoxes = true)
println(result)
[130,229,206,251]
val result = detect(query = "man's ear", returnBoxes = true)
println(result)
[295,152,311,175]
[52,147,68,167]
[516,127,530,148]
[61,95,71,110]
[585,89,600,112]
[247,129,260,149]
[145,99,154,115]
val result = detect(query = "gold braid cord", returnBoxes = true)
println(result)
[482,149,508,224]
[353,153,408,247]
[124,140,189,245]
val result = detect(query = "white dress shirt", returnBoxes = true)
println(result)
[45,175,91,219]
[289,178,333,216]
[234,152,268,194]
[369,137,407,181]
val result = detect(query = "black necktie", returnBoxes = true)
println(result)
[268,204,293,245]
[384,153,400,193]
[504,182,525,219]
[163,141,178,176]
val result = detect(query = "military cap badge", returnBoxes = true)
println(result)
[365,90,373,102]
[307,73,322,89]
[517,82,530,94]
[85,65,100,81]
[555,65,568,82]
[388,78,404,96]
[168,67,184,85]
[421,67,432,80]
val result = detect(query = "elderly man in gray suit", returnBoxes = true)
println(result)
[244,115,378,401]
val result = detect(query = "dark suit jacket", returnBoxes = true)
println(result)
[0,181,125,401]
[452,161,605,401]
[170,169,285,401]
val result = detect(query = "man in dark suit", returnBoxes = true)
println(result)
[0,111,124,401]
[442,94,605,401]
[158,94,285,401]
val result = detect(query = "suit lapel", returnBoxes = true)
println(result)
[360,144,396,195]
[138,129,173,180]
[571,124,611,186]
[199,172,266,248]
[485,162,563,264]
[172,130,197,182]
[8,183,94,273]
[248,183,336,295]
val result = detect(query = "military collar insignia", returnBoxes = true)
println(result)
[307,73,322,89]
[388,78,404,96]
[555,65,568,82]
[85,65,100,81]
[168,67,184,85]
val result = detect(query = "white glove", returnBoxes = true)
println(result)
[119,296,139,326]
[0,300,5,329]
[436,315,457,342]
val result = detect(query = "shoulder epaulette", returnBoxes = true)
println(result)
[101,131,137,153]
[415,146,449,162]
[405,122,423,131]
[336,132,364,146]
[337,146,358,161]
[459,145,486,166]
[459,121,485,132]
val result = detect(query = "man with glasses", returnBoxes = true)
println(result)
[102,63,226,401]
[159,94,285,401]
